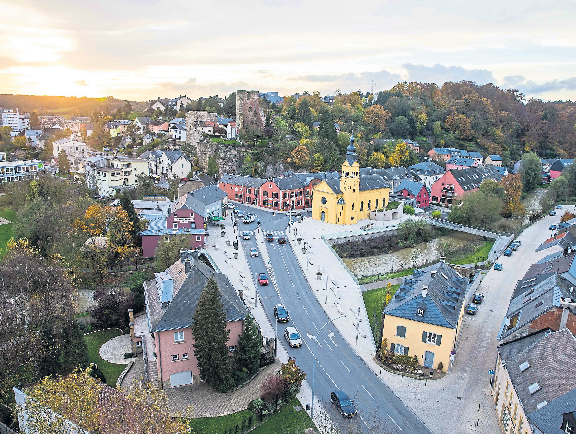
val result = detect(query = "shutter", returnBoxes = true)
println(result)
[404,347,409,356]
[422,331,427,343]
[390,343,396,353]
[436,335,442,346]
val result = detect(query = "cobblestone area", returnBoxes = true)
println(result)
[99,334,134,364]
[120,356,146,388]
[165,361,281,418]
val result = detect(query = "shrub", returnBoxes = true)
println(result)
[397,220,434,247]
[124,352,134,359]
[403,205,415,215]
[432,210,441,219]
[386,201,400,211]
[437,362,444,371]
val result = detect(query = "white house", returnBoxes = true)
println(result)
[148,150,191,180]
[2,109,29,132]
[169,121,187,141]
[53,136,88,160]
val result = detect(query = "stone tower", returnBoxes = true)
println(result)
[236,90,264,134]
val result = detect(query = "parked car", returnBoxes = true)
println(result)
[331,390,357,418]
[550,224,557,230]
[557,205,562,209]
[510,242,519,251]
[266,233,274,242]
[242,231,251,240]
[273,304,289,322]
[472,294,484,304]
[278,236,287,244]
[235,210,244,218]
[284,326,302,348]
[243,216,255,224]
[466,303,478,315]
[514,240,522,246]
[258,273,268,286]
[549,211,556,216]
[227,203,235,209]
[250,248,259,257]
[504,248,512,256]
[494,262,502,271]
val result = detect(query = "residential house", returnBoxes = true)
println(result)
[485,155,503,166]
[134,117,152,134]
[549,159,574,180]
[0,159,42,183]
[492,329,576,434]
[381,262,469,372]
[430,166,504,205]
[294,172,336,208]
[166,95,192,112]
[409,162,445,190]
[24,129,42,146]
[53,136,88,169]
[468,151,483,166]
[93,157,149,197]
[446,157,478,171]
[83,155,111,189]
[312,137,390,224]
[143,134,154,146]
[529,387,576,434]
[140,195,206,257]
[1,109,29,132]
[404,139,420,153]
[226,121,238,139]
[536,227,576,253]
[174,184,228,219]
[394,180,430,208]
[150,98,168,112]
[260,91,284,105]
[428,148,469,162]
[143,252,247,387]
[169,121,187,141]
[149,120,169,134]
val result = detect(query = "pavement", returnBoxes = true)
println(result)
[99,334,135,364]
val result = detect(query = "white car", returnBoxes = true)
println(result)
[242,231,251,240]
[284,326,302,348]
[250,248,259,257]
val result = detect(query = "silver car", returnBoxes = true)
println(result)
[250,248,258,257]
[284,326,302,348]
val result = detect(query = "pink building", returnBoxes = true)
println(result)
[430,166,503,206]
[143,253,247,388]
[394,180,430,208]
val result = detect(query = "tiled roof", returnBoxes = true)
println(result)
[140,214,205,236]
[384,262,468,329]
[504,329,576,416]
[451,166,503,191]
[487,154,502,161]
[190,185,227,206]
[395,179,425,197]
[537,252,564,264]
[293,172,340,186]
[359,174,389,191]
[529,387,576,434]
[324,179,342,194]
[219,174,266,189]
[523,253,576,280]
[536,231,576,252]
[145,255,247,332]
[273,175,304,191]
[409,162,444,176]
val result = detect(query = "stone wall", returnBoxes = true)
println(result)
[236,90,264,133]
[194,140,243,178]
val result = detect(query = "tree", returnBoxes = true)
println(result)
[318,106,337,143]
[120,191,143,246]
[260,375,286,412]
[295,99,313,128]
[234,314,262,384]
[30,111,40,129]
[241,155,256,176]
[192,277,234,392]
[290,144,310,167]
[396,220,433,247]
[388,142,410,167]
[363,105,390,134]
[207,156,219,179]
[479,179,505,200]
[500,174,525,217]
[154,234,190,272]
[549,175,570,203]
[312,153,324,172]
[368,151,387,169]
[58,150,70,174]
[90,288,135,329]
[403,205,415,215]
[449,191,503,229]
[280,357,306,400]
[520,152,542,193]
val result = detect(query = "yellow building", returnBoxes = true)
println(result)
[312,136,390,225]
[381,263,468,372]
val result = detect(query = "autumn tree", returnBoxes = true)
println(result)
[449,191,503,229]
[290,144,310,167]
[388,142,411,167]
[368,151,387,169]
[280,357,306,400]
[561,211,576,223]
[363,105,391,134]
[312,153,324,172]
[154,234,190,272]
[500,174,525,217]
[192,277,234,392]
[260,375,286,412]
[521,152,542,193]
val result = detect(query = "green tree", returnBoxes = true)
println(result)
[549,175,569,203]
[207,156,219,179]
[520,152,541,193]
[29,111,40,129]
[312,153,324,172]
[479,179,505,200]
[318,106,337,143]
[403,205,415,215]
[241,155,255,176]
[120,191,143,246]
[296,99,313,128]
[154,234,190,272]
[396,220,433,247]
[192,277,234,392]
[234,314,262,384]
[449,191,503,229]
[58,150,70,175]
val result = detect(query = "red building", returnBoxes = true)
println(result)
[430,166,503,206]
[394,180,430,208]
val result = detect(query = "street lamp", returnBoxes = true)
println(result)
[308,314,346,421]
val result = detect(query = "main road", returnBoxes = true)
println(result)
[232,204,431,434]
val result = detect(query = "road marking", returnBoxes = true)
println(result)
[303,306,308,314]
[358,414,369,427]
[341,360,351,372]
[312,322,318,331]
[388,414,402,430]
[324,341,332,351]
[362,384,374,399]
[325,371,336,387]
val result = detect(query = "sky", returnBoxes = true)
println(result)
[1,0,576,102]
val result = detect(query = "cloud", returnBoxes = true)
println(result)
[403,63,496,85]
[516,77,576,95]
[501,75,526,88]
[74,80,88,87]
[290,70,403,93]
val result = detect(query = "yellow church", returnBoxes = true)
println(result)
[312,136,390,225]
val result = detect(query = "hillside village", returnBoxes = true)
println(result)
[1,86,576,434]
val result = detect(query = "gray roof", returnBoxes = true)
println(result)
[164,150,185,163]
[273,175,304,191]
[468,152,483,159]
[487,154,502,161]
[529,387,576,434]
[146,255,247,333]
[324,179,343,194]
[409,162,445,176]
[359,174,390,191]
[450,166,503,191]
[523,253,576,280]
[502,329,576,416]
[395,180,425,197]
[384,263,468,329]
[191,184,227,206]
[219,174,266,189]
[447,157,476,167]
[537,252,564,264]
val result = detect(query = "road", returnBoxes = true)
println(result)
[232,204,430,434]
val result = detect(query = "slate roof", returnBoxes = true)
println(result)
[145,254,247,333]
[550,159,574,172]
[293,172,340,186]
[503,329,576,416]
[190,184,227,205]
[468,151,483,159]
[409,162,445,176]
[537,252,564,264]
[324,179,343,194]
[529,387,576,434]
[451,166,503,191]
[140,214,205,236]
[447,157,476,167]
[219,174,266,189]
[384,262,468,329]
[273,175,304,191]
[523,253,576,280]
[431,147,469,157]
[359,174,390,191]
[487,154,502,161]
[164,150,185,163]
[395,180,425,197]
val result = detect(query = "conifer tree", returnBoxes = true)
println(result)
[234,314,262,382]
[192,277,234,392]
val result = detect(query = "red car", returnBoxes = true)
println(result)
[258,273,269,286]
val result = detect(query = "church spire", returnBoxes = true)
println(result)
[345,132,357,165]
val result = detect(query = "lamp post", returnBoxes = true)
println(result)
[309,315,346,421]
[325,274,329,304]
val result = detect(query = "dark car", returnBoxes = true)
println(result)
[472,294,484,304]
[266,233,274,242]
[278,236,286,244]
[273,304,289,322]
[466,303,478,315]
[549,211,556,216]
[331,390,357,418]
[258,273,268,286]
[504,248,512,256]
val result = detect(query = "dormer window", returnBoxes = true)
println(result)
[519,361,530,372]
[417,307,425,316]
[528,383,540,394]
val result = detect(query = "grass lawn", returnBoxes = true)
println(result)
[363,284,400,340]
[84,329,126,387]
[0,207,16,259]
[188,398,314,434]
[358,268,414,285]
[448,239,495,265]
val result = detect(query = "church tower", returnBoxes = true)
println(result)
[340,134,361,223]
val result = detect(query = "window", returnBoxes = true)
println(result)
[196,235,201,241]
[263,191,268,197]
[396,325,406,338]
[376,199,379,209]
[352,189,356,193]
[229,346,236,352]
[390,343,408,355]
[182,353,189,360]
[172,354,179,362]
[360,201,364,211]
[174,331,184,342]
[352,203,355,210]
[173,223,178,229]
[368,200,371,210]
[422,332,442,346]
[136,341,142,347]
[321,197,327,205]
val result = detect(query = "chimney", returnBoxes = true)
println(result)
[184,259,191,274]
[431,270,437,278]
[422,286,428,298]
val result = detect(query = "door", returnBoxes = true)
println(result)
[170,371,192,387]
[321,211,325,222]
[424,351,435,368]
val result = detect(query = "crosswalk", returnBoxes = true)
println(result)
[243,230,285,236]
